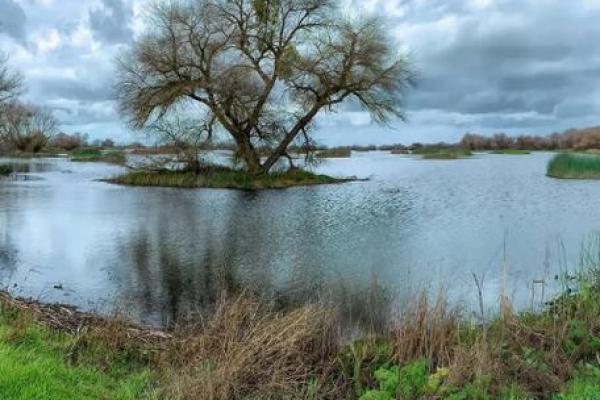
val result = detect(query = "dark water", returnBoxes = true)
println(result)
[1,152,598,327]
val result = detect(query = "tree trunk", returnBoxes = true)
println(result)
[237,138,263,174]
[262,105,322,172]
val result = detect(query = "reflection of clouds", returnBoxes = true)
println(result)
[109,179,413,328]
[5,155,598,329]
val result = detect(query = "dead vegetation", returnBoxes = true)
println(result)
[2,272,600,400]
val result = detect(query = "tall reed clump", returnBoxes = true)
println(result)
[392,291,460,368]
[547,152,600,179]
[160,294,341,400]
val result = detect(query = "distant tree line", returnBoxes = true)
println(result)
[460,129,600,151]
[0,54,119,154]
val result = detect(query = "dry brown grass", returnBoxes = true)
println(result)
[5,281,600,400]
[160,294,340,400]
[1,290,344,399]
[387,287,600,398]
[391,291,461,368]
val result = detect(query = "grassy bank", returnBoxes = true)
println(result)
[70,148,126,164]
[106,167,346,190]
[0,164,12,175]
[3,262,600,400]
[489,149,531,155]
[547,153,600,179]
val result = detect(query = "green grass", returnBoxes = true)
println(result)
[547,152,600,179]
[555,377,600,400]
[70,148,126,164]
[490,149,531,155]
[0,311,154,399]
[106,167,346,190]
[0,164,13,176]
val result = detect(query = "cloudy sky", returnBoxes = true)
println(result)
[1,0,600,145]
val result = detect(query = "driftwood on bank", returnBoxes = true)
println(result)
[0,290,171,344]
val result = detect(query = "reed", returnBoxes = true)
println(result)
[547,152,600,179]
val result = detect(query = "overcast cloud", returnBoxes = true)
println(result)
[1,0,600,144]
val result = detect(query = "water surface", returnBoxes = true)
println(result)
[1,152,598,326]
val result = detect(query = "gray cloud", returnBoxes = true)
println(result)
[0,0,26,42]
[395,0,600,134]
[89,0,133,44]
[30,76,114,103]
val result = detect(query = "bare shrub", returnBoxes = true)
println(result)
[49,132,87,151]
[0,102,57,153]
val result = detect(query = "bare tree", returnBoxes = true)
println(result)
[117,0,414,173]
[0,54,23,105]
[0,103,58,153]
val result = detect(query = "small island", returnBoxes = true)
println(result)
[107,166,348,190]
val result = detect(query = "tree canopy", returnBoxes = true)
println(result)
[117,0,414,173]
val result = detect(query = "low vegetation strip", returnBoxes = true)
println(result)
[316,148,352,158]
[106,167,348,190]
[489,149,531,155]
[547,152,600,179]
[3,260,600,400]
[411,147,473,159]
[69,148,126,164]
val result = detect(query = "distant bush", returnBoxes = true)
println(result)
[49,132,86,151]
